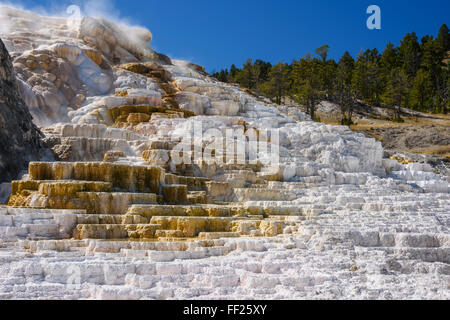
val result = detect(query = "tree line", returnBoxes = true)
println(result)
[212,24,450,123]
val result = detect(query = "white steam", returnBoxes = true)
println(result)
[0,0,152,44]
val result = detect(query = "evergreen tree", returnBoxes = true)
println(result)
[437,24,450,51]
[421,38,446,93]
[235,58,268,90]
[236,58,255,89]
[399,32,421,78]
[260,62,290,104]
[214,22,450,117]
[254,59,272,83]
[352,51,369,100]
[351,49,383,104]
[322,60,338,99]
[368,49,384,104]
[443,64,450,113]
[291,58,324,120]
[434,62,450,113]
[380,42,399,73]
[382,68,410,120]
[410,69,433,110]
[219,69,230,82]
[315,45,330,63]
[421,35,434,48]
[335,52,355,124]
[229,64,239,82]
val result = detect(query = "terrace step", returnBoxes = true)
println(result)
[198,232,241,240]
[149,216,233,237]
[164,174,210,191]
[28,162,163,194]
[162,184,187,204]
[74,223,162,239]
[147,246,232,262]
[4,208,87,215]
[85,238,227,254]
[12,191,159,215]
[155,230,185,238]
[233,188,297,201]
[11,180,112,195]
[126,204,244,219]
[20,239,88,252]
[187,191,208,204]
[75,214,124,225]
[76,192,159,214]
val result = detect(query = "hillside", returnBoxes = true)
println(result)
[267,96,450,175]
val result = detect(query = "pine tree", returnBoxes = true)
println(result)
[260,62,290,105]
[335,52,355,124]
[315,45,330,63]
[382,68,410,120]
[368,49,384,104]
[351,49,383,104]
[421,38,446,92]
[352,51,368,101]
[215,22,450,117]
[291,58,324,120]
[380,42,399,73]
[235,58,268,90]
[236,58,254,89]
[410,69,432,110]
[229,64,239,82]
[322,60,338,99]
[435,62,450,113]
[437,24,450,51]
[399,32,421,78]
[444,65,449,114]
[352,50,373,101]
[219,69,230,82]
[421,35,434,48]
[254,60,272,83]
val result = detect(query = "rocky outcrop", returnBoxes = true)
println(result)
[0,38,52,183]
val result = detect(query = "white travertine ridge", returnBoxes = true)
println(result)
[0,6,449,300]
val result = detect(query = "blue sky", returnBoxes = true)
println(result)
[8,0,450,72]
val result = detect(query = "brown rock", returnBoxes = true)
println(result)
[155,52,172,65]
[162,184,188,205]
[43,59,57,71]
[103,150,126,162]
[54,78,62,89]
[82,48,103,66]
[118,62,150,75]
[60,83,75,101]
[25,59,38,70]
[36,53,51,62]
[126,112,151,124]
[73,93,86,105]
[43,72,56,82]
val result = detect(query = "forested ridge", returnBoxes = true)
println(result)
[212,24,450,124]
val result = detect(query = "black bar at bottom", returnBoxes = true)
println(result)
[0,300,445,319]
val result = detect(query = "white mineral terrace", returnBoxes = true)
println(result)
[0,6,449,300]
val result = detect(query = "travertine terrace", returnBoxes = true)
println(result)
[0,6,449,299]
